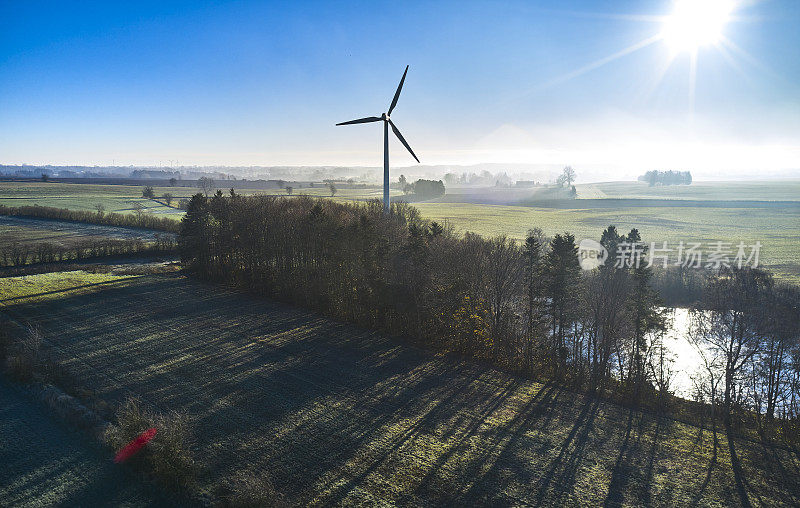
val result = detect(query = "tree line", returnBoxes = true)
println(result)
[639,170,692,186]
[398,177,446,198]
[178,192,799,431]
[0,204,179,232]
[0,236,176,267]
[689,268,800,429]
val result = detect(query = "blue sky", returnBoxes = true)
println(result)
[1,0,799,176]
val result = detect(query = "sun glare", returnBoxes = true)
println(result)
[661,0,734,53]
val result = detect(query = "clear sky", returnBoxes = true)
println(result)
[1,0,799,177]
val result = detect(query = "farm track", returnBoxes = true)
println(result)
[2,274,800,506]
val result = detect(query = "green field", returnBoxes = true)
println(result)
[415,202,800,283]
[0,181,186,216]
[0,180,400,216]
[2,179,798,282]
[578,180,800,201]
[0,215,173,250]
[1,271,799,506]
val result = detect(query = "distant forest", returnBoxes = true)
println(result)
[639,170,692,186]
[179,192,800,432]
[403,178,445,198]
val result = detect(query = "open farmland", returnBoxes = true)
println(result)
[0,378,179,507]
[577,180,800,201]
[415,201,800,284]
[2,179,799,282]
[1,271,798,506]
[0,180,398,216]
[0,180,186,216]
[0,215,175,248]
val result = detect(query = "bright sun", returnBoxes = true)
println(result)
[661,0,734,53]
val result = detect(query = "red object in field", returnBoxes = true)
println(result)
[114,427,158,463]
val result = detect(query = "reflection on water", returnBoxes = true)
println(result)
[662,307,704,398]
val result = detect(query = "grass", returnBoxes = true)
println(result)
[1,271,798,505]
[0,270,138,305]
[415,202,800,284]
[0,378,180,507]
[0,180,399,216]
[0,181,186,216]
[0,215,173,249]
[577,180,800,201]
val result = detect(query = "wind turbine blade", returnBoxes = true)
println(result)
[388,119,420,163]
[336,116,382,126]
[387,65,408,116]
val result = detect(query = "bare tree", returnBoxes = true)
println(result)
[483,235,523,360]
[163,193,173,206]
[131,202,146,217]
[562,166,576,186]
[647,328,675,409]
[328,182,337,197]
[198,177,215,196]
[689,268,771,424]
[755,284,800,422]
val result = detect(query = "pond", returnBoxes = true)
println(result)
[661,307,705,398]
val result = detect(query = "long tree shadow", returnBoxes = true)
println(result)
[603,409,637,507]
[602,410,663,507]
[532,396,601,505]
[690,420,719,506]
[726,424,753,508]
[321,375,524,505]
[755,439,800,506]
[6,273,800,506]
[444,383,560,504]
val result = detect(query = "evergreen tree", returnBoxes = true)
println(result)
[545,233,581,371]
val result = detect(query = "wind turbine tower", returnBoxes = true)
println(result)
[337,65,420,213]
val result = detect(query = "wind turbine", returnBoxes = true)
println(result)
[336,65,420,214]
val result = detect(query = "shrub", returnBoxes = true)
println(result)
[0,324,11,360]
[2,325,42,382]
[40,358,78,394]
[0,204,179,232]
[217,471,286,508]
[104,397,197,490]
[4,354,35,382]
[0,238,177,268]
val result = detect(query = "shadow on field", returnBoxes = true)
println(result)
[0,378,185,507]
[3,273,800,506]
